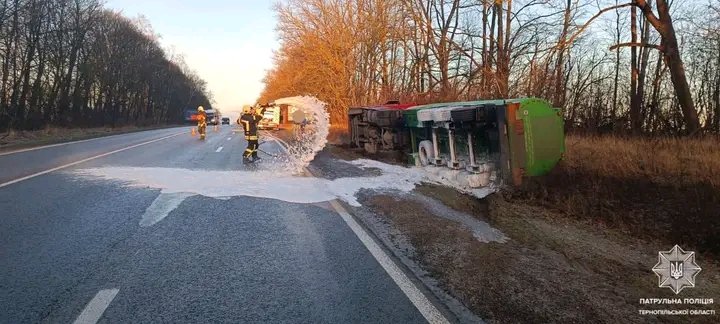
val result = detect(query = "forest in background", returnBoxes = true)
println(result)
[260,0,720,136]
[0,0,214,132]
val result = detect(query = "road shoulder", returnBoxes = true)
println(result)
[310,145,720,324]
[0,124,184,154]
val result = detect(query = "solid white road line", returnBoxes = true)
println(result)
[0,128,179,157]
[0,136,105,156]
[73,289,119,324]
[265,133,450,324]
[215,146,224,152]
[0,132,184,189]
[0,137,105,157]
[328,200,450,324]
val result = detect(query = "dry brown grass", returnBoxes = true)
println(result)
[518,134,720,256]
[361,189,720,323]
[563,135,720,188]
[327,124,349,145]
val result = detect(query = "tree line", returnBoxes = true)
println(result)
[0,0,213,132]
[260,0,720,135]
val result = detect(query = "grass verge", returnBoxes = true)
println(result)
[518,134,720,257]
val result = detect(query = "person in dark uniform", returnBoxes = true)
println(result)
[237,104,266,164]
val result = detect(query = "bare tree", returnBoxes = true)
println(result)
[0,1,213,131]
[260,0,714,136]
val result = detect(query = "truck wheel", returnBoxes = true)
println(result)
[418,140,434,166]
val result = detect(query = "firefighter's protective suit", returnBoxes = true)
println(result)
[238,105,265,163]
[196,106,207,139]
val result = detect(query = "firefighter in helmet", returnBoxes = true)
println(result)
[237,104,265,163]
[196,106,207,140]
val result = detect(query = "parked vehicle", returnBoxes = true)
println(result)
[184,108,219,125]
[184,109,198,123]
[205,109,219,125]
[221,117,230,125]
[348,98,565,186]
[259,107,280,130]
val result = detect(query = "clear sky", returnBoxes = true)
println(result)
[105,0,280,114]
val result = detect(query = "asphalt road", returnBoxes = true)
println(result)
[0,126,430,323]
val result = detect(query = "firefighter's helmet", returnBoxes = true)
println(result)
[197,106,204,113]
[242,105,252,114]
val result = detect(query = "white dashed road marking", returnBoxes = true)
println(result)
[216,146,223,152]
[139,192,195,227]
[73,289,119,324]
[227,137,232,141]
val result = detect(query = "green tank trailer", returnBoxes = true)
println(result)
[348,98,565,186]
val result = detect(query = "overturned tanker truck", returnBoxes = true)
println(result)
[348,98,565,187]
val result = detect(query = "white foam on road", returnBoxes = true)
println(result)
[73,163,409,207]
[73,159,495,208]
[342,159,497,200]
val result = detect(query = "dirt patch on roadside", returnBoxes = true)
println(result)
[360,189,719,323]
[323,145,364,161]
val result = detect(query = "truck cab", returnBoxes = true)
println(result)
[205,109,219,125]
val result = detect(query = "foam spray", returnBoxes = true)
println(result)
[265,96,330,174]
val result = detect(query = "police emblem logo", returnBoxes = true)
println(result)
[670,261,683,280]
[652,245,702,294]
